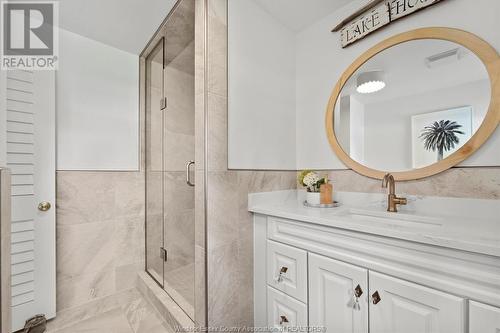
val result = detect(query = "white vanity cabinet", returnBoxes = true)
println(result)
[369,271,465,333]
[469,301,500,333]
[307,254,465,333]
[309,253,368,333]
[266,240,307,302]
[253,214,500,333]
[266,287,307,329]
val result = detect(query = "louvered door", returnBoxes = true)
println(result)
[5,70,55,331]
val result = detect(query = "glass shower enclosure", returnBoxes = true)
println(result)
[144,0,195,320]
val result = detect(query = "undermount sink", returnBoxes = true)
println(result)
[339,208,444,228]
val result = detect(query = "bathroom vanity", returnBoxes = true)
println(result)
[250,190,500,332]
[228,15,500,333]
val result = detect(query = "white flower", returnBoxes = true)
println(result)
[303,172,320,187]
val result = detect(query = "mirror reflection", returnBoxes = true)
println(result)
[333,39,491,172]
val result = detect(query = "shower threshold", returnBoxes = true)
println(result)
[137,272,195,331]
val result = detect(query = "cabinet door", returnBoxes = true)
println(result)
[469,301,500,333]
[267,286,307,330]
[369,272,465,333]
[309,253,368,333]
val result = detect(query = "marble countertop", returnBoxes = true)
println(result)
[248,190,500,257]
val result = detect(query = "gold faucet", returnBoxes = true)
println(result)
[382,174,407,213]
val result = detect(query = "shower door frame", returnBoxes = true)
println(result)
[140,0,201,324]
[144,36,166,288]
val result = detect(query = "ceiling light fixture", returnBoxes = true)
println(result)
[356,70,386,94]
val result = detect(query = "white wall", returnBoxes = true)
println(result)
[228,0,296,169]
[56,29,139,170]
[349,96,364,163]
[362,80,489,171]
[295,0,500,169]
[335,96,350,152]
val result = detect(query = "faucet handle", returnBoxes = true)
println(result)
[394,197,407,206]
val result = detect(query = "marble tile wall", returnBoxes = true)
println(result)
[199,0,298,328]
[193,0,206,326]
[164,54,195,273]
[56,171,145,313]
[163,45,196,313]
[206,171,297,327]
[312,167,500,200]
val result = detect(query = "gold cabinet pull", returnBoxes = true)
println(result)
[372,291,381,305]
[38,201,51,212]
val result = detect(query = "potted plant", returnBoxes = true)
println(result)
[298,170,326,205]
[420,120,464,161]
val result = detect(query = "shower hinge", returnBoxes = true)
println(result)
[160,97,167,110]
[160,247,168,262]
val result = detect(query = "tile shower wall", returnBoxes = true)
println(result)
[200,0,298,327]
[164,47,196,314]
[164,51,195,276]
[56,171,145,312]
[193,0,206,326]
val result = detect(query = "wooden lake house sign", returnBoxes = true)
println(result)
[333,0,446,48]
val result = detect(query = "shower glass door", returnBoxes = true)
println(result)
[145,0,195,320]
[145,38,165,284]
[162,9,195,317]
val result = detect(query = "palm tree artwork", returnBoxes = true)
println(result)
[420,120,465,161]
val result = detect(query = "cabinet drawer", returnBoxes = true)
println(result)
[469,301,500,333]
[369,271,466,333]
[267,240,307,302]
[267,286,307,330]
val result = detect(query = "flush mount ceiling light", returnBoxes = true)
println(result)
[356,70,386,94]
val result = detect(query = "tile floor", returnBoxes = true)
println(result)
[45,288,172,333]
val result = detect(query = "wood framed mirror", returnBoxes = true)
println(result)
[325,27,500,181]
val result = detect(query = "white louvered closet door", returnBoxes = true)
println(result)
[5,70,55,332]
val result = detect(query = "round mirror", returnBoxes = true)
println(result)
[326,28,500,180]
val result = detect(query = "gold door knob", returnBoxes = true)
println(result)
[38,201,51,212]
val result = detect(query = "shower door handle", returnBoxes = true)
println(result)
[186,161,195,187]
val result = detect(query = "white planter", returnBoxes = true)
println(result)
[306,192,321,205]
